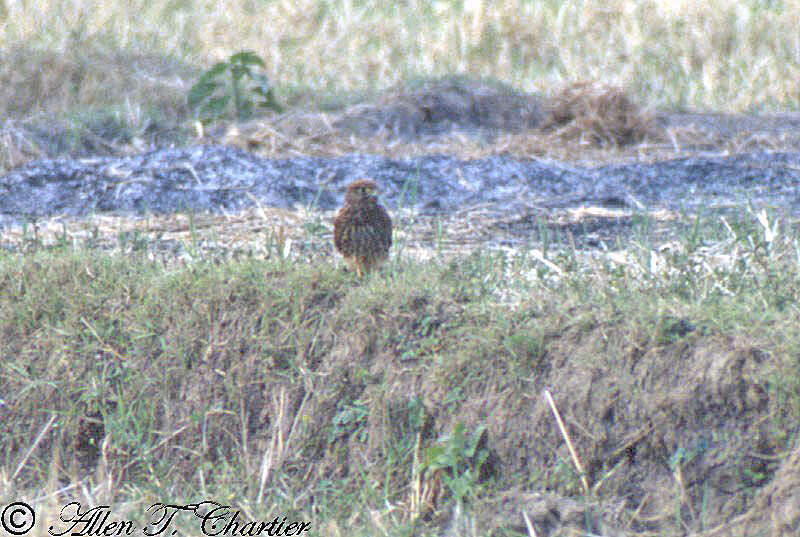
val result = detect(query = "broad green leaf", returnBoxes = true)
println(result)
[203,95,231,116]
[204,61,231,79]
[187,80,220,108]
[230,50,266,68]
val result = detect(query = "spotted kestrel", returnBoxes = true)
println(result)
[333,179,392,277]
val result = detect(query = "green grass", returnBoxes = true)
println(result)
[2,207,799,535]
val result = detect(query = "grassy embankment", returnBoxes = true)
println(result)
[3,205,800,536]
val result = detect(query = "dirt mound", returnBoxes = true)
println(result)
[331,77,547,139]
[323,302,794,535]
[161,275,792,536]
[5,77,800,174]
[222,80,657,157]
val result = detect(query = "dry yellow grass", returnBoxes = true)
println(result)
[1,0,799,116]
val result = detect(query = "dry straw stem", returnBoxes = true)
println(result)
[543,389,590,495]
[11,414,57,481]
[409,429,440,520]
[257,386,289,504]
[410,430,423,518]
[521,509,539,537]
[257,384,312,505]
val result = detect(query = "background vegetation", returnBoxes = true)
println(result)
[1,0,799,121]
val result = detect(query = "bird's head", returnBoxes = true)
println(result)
[345,179,380,204]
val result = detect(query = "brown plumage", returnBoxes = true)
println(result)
[333,179,392,277]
